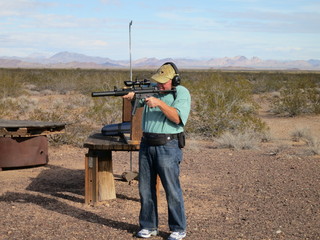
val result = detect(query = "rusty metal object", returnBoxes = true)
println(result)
[0,136,48,169]
[0,119,65,170]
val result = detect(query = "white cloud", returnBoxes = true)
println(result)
[0,0,53,17]
[92,40,109,47]
[99,0,121,5]
[267,47,302,52]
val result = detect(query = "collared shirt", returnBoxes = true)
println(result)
[141,85,191,134]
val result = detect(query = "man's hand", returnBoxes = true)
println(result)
[145,96,161,108]
[146,97,181,124]
[122,92,135,101]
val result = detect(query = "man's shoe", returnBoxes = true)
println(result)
[136,229,158,238]
[167,231,186,240]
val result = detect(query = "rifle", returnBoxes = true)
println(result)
[92,79,176,115]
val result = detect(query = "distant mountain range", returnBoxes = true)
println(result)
[1,51,320,70]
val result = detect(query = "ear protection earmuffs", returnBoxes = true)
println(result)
[163,62,181,86]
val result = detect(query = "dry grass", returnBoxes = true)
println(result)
[214,129,262,150]
[291,128,320,155]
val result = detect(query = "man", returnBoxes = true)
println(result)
[123,62,191,240]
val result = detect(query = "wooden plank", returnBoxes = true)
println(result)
[122,99,143,143]
[85,150,116,205]
[0,119,66,137]
[0,119,66,128]
[83,132,140,151]
[85,155,91,204]
[122,99,132,122]
[0,127,65,137]
[13,127,28,137]
[98,150,116,201]
[85,153,98,205]
[131,107,143,143]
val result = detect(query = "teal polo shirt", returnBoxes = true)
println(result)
[140,85,191,134]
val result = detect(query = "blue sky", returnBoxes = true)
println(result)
[0,0,319,60]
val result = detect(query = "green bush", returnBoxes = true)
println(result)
[250,71,320,94]
[186,73,266,138]
[271,78,320,116]
[0,69,24,97]
[271,88,308,116]
[308,88,320,114]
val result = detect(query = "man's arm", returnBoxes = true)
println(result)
[145,97,181,124]
[123,93,181,124]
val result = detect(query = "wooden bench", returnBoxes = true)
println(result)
[83,100,143,205]
[83,133,140,205]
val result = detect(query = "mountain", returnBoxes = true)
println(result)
[48,51,114,64]
[0,51,319,70]
[308,59,320,67]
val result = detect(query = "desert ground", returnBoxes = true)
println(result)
[0,95,320,240]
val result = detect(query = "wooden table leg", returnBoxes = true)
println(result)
[85,149,116,205]
[97,150,116,201]
[85,151,98,205]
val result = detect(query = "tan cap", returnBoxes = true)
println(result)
[151,64,176,83]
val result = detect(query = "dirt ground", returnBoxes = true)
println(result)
[1,97,320,240]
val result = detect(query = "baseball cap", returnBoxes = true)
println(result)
[151,64,176,83]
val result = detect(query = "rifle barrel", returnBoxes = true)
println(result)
[91,88,176,97]
[92,91,127,97]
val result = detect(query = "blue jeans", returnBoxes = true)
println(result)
[138,138,186,232]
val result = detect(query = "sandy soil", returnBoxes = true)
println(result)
[0,97,320,240]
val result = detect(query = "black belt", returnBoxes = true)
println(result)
[143,132,178,140]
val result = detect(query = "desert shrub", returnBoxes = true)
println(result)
[291,128,320,155]
[29,105,96,147]
[49,123,94,147]
[250,71,320,94]
[0,96,38,119]
[306,136,320,155]
[187,73,267,138]
[214,128,261,150]
[27,103,90,147]
[291,128,311,142]
[271,88,309,116]
[307,88,320,114]
[0,70,24,97]
[87,96,122,124]
[250,72,285,93]
[271,79,320,116]
[0,99,9,117]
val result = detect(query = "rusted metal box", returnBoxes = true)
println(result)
[0,119,65,170]
[0,136,48,169]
